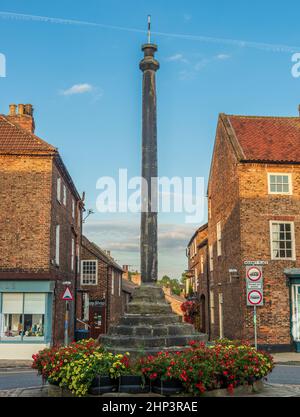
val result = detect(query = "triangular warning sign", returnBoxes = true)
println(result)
[62,287,73,301]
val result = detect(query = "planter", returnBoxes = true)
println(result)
[152,379,183,396]
[119,375,150,394]
[88,375,117,395]
[202,380,264,397]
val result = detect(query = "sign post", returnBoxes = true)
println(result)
[62,286,73,346]
[246,265,264,350]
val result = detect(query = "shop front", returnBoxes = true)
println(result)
[0,280,54,359]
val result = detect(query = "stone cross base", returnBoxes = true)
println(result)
[99,284,207,357]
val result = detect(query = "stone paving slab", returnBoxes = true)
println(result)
[272,353,300,365]
[0,360,32,369]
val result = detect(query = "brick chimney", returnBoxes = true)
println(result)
[7,103,35,134]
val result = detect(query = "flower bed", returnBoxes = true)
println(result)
[32,339,274,397]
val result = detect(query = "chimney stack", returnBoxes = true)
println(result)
[7,103,35,134]
[9,104,17,116]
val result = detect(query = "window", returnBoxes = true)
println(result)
[71,238,75,271]
[76,243,80,274]
[55,225,60,266]
[57,177,61,202]
[194,267,198,292]
[200,255,204,274]
[209,245,214,272]
[0,293,45,341]
[217,221,222,256]
[119,274,121,297]
[72,198,75,219]
[270,221,295,260]
[210,290,215,325]
[111,270,115,295]
[82,293,89,321]
[268,173,292,195]
[81,260,98,285]
[63,184,67,206]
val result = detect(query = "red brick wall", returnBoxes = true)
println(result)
[208,116,300,347]
[208,118,244,341]
[49,161,81,345]
[0,152,82,346]
[238,163,300,345]
[0,155,52,272]
[77,238,123,334]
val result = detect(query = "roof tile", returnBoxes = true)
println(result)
[0,115,56,154]
[227,115,300,162]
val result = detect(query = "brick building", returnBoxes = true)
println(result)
[189,111,300,351]
[77,236,124,338]
[186,223,209,334]
[0,104,83,359]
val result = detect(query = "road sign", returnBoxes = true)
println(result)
[246,265,263,306]
[247,289,263,306]
[246,266,262,281]
[62,287,73,301]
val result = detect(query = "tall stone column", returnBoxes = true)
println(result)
[140,43,159,283]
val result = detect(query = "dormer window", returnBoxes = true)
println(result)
[268,173,292,195]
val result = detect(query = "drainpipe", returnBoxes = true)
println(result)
[105,265,110,334]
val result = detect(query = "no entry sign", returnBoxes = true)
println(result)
[246,266,262,281]
[247,289,263,306]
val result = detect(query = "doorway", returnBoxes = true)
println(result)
[291,284,300,341]
[89,300,106,338]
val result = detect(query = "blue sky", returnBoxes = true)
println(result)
[1,1,300,278]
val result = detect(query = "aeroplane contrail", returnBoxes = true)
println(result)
[0,11,299,53]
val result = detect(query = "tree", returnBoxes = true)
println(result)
[158,276,181,296]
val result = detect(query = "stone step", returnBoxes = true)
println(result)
[127,302,172,315]
[109,323,196,337]
[101,333,205,349]
[132,285,165,300]
[119,314,182,326]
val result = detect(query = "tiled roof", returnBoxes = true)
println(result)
[227,115,300,163]
[0,115,56,154]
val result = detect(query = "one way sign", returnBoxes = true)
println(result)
[62,287,73,301]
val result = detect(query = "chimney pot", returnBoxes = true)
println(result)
[9,104,17,116]
[24,104,33,116]
[18,104,24,115]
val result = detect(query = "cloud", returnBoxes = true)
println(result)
[61,83,93,96]
[83,219,195,253]
[215,54,231,60]
[166,53,189,64]
[83,218,198,278]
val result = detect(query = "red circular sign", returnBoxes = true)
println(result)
[248,290,262,305]
[247,266,262,282]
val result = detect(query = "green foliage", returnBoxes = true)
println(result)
[32,339,130,397]
[158,275,181,296]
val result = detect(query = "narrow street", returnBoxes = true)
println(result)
[0,369,43,390]
[267,365,300,385]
